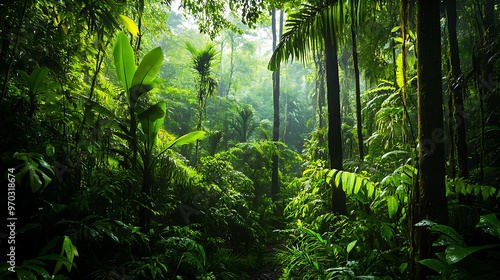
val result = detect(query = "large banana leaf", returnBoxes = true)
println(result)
[18,66,60,95]
[113,32,136,94]
[130,47,165,103]
[118,14,139,37]
[159,131,206,156]
[137,101,166,155]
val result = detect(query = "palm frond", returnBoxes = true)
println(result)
[185,42,220,77]
[268,0,344,71]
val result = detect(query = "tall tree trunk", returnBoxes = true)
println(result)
[315,53,326,129]
[139,161,153,229]
[447,89,457,178]
[271,8,281,198]
[401,0,409,145]
[414,1,448,279]
[218,40,224,95]
[446,0,468,179]
[326,22,347,215]
[351,0,364,160]
[226,33,235,97]
[390,0,398,86]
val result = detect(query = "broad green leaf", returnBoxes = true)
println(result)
[420,222,464,246]
[334,171,342,190]
[326,169,337,184]
[433,234,460,247]
[367,181,375,197]
[341,171,350,193]
[62,235,78,268]
[396,53,404,88]
[18,70,31,87]
[473,184,481,196]
[118,14,139,37]
[354,176,363,194]
[37,156,54,173]
[113,32,136,94]
[30,170,43,192]
[481,185,496,201]
[381,150,408,159]
[386,195,398,218]
[445,244,499,264]
[160,131,206,155]
[138,101,166,154]
[13,152,53,192]
[108,156,119,168]
[18,66,51,95]
[130,77,166,103]
[131,47,164,97]
[401,173,413,185]
[344,172,353,194]
[419,258,451,276]
[403,164,417,177]
[346,240,357,255]
[391,25,401,32]
[466,183,473,195]
[381,174,393,186]
[393,37,404,43]
[408,29,416,39]
[476,213,500,237]
[31,66,50,94]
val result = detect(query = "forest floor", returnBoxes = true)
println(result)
[250,242,285,280]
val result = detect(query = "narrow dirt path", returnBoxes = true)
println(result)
[250,242,285,280]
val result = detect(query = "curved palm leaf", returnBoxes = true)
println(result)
[268,0,344,72]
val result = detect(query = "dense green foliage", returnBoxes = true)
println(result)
[0,0,499,279]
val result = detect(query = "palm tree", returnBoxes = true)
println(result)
[231,106,257,143]
[186,42,219,165]
[269,0,347,215]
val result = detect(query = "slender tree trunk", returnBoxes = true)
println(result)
[218,40,224,95]
[325,22,347,215]
[401,0,409,145]
[226,33,235,97]
[447,91,457,178]
[446,0,468,179]
[271,8,281,198]
[351,0,364,160]
[479,0,495,183]
[390,0,398,86]
[140,161,153,228]
[415,1,448,279]
[315,53,326,129]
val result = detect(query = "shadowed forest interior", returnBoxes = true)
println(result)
[1,0,500,279]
